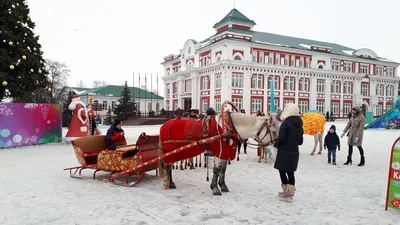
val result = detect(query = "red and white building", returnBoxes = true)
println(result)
[162,9,400,117]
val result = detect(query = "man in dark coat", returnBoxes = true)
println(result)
[237,109,248,154]
[105,119,127,150]
[205,107,216,116]
[188,109,198,118]
[273,103,303,199]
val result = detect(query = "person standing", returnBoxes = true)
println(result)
[273,103,303,198]
[188,109,198,118]
[341,106,366,166]
[324,125,340,165]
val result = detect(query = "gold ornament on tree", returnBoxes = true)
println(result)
[22,55,27,60]
[8,41,13,46]
[9,65,14,70]
[47,88,52,92]
[30,69,34,73]
[11,4,15,9]
[38,69,42,74]
[2,81,7,87]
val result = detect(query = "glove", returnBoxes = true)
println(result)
[354,137,359,143]
[324,145,327,150]
[338,146,340,151]
[340,133,345,138]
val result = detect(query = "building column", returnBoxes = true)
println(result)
[242,70,251,112]
[295,75,299,104]
[221,69,232,106]
[279,75,284,109]
[354,78,362,107]
[325,78,332,113]
[169,83,173,111]
[191,76,198,110]
[264,73,269,112]
[310,76,317,110]
[177,79,183,109]
[210,73,215,109]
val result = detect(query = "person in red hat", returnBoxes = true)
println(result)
[66,94,89,139]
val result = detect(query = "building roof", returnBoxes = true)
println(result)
[213,8,256,28]
[75,85,163,100]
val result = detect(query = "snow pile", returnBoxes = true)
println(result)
[1,121,399,224]
[342,50,354,55]
[299,44,311,49]
[254,40,290,48]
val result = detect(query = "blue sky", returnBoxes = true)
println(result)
[27,0,400,93]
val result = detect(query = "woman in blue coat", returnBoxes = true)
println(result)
[273,103,303,198]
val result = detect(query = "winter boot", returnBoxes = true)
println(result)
[358,156,365,167]
[328,159,331,164]
[344,156,352,165]
[278,184,288,197]
[333,159,336,165]
[284,185,296,198]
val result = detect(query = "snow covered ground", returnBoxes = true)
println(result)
[0,121,399,225]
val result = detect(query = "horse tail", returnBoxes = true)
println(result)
[158,138,165,178]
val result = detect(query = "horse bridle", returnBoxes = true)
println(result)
[248,116,278,148]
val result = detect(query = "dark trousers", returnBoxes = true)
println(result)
[237,139,248,152]
[348,145,364,158]
[279,170,295,185]
[328,148,337,162]
[108,142,125,150]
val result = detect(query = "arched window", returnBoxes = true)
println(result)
[187,61,193,70]
[216,55,221,62]
[318,65,324,69]
[234,55,242,61]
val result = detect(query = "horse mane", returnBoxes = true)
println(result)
[229,113,269,127]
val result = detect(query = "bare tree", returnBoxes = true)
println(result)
[152,89,159,95]
[46,59,70,103]
[92,80,108,88]
[140,85,148,91]
[76,80,86,88]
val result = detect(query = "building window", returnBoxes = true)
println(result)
[284,100,294,107]
[156,103,160,112]
[388,68,394,77]
[361,83,369,97]
[317,79,325,93]
[331,60,340,71]
[252,52,256,62]
[173,82,178,93]
[201,76,209,90]
[215,99,221,112]
[234,55,242,61]
[187,62,193,70]
[174,101,179,110]
[344,62,352,72]
[216,55,221,62]
[376,104,383,116]
[331,80,340,93]
[165,102,170,111]
[232,73,243,88]
[112,101,116,111]
[343,103,351,116]
[376,84,384,96]
[316,102,325,114]
[331,102,339,114]
[166,84,171,94]
[148,102,152,112]
[360,64,368,74]
[252,99,262,113]
[232,98,242,111]
[188,47,191,55]
[299,78,309,92]
[275,53,280,65]
[185,80,192,92]
[269,53,274,64]
[215,73,222,88]
[299,101,308,113]
[386,85,394,97]
[376,66,383,76]
[291,57,295,67]
[343,81,352,94]
[202,99,208,113]
[268,76,279,90]
[268,99,279,111]
[251,74,263,89]
[299,57,304,67]
[305,58,310,68]
[284,77,295,91]
[259,52,264,63]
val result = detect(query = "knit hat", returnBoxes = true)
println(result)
[113,119,121,126]
[206,107,216,115]
[240,109,246,114]
[329,125,336,131]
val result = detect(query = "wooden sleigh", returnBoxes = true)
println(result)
[63,133,162,186]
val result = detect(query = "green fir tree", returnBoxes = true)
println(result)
[113,81,135,120]
[0,0,49,101]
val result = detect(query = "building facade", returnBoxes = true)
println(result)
[72,85,164,117]
[162,9,400,117]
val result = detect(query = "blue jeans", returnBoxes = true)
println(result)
[328,149,337,162]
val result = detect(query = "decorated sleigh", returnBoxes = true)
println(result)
[63,132,162,186]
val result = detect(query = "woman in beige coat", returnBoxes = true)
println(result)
[341,106,366,166]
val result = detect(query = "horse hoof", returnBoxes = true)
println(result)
[310,153,315,156]
[220,187,229,192]
[317,152,322,155]
[213,191,222,196]
[169,183,176,189]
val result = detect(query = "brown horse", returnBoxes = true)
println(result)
[159,112,280,195]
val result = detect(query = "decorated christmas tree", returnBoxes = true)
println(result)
[113,81,135,120]
[0,0,49,101]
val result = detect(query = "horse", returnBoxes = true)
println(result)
[159,112,280,195]
[301,113,326,155]
[257,114,282,163]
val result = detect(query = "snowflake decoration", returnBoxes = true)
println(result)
[0,103,13,116]
[5,140,13,147]
[30,135,38,144]
[47,120,51,124]
[41,105,49,121]
[24,103,38,109]
[392,162,400,170]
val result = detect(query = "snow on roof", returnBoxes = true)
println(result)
[342,50,354,55]
[299,44,311,49]
[254,40,289,47]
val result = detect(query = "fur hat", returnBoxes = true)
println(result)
[280,103,300,121]
[352,106,362,113]
[329,125,336,131]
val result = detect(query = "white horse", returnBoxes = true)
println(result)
[160,112,280,196]
[257,115,282,163]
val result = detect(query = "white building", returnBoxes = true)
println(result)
[161,9,400,118]
[72,85,164,117]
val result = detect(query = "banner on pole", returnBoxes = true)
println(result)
[385,137,400,210]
